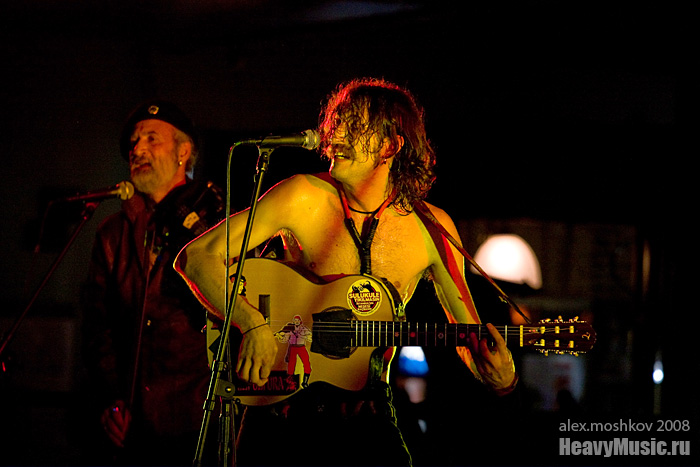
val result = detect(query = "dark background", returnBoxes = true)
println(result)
[1,1,695,465]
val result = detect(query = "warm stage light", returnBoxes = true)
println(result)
[472,234,542,289]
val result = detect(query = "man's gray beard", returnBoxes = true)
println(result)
[132,173,161,196]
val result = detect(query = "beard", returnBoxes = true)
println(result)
[131,157,179,197]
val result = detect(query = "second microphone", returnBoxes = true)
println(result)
[240,129,320,151]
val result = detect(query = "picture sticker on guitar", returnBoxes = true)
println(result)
[346,279,382,316]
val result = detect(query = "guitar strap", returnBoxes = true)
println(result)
[413,201,531,324]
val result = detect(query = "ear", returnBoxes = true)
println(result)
[381,135,404,157]
[393,135,405,155]
[177,140,192,166]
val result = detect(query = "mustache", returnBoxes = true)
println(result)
[325,143,354,158]
[130,152,149,163]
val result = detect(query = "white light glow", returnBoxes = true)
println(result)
[653,360,664,384]
[400,346,427,362]
[472,234,543,289]
[398,346,429,377]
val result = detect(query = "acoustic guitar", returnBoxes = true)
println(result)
[207,258,596,406]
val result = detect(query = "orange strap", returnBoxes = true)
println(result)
[414,201,531,324]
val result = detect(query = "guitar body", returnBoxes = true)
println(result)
[213,258,401,406]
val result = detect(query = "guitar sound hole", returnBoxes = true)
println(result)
[311,307,357,359]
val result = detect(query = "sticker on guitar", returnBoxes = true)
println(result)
[347,279,383,315]
[274,315,312,389]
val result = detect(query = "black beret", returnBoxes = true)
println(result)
[119,99,198,159]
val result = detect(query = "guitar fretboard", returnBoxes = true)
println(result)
[341,322,522,348]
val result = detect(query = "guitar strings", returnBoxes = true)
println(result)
[241,320,579,336]
[250,320,571,330]
[237,320,590,352]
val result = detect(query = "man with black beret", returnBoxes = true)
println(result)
[82,100,225,465]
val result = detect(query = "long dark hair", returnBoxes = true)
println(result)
[319,78,436,212]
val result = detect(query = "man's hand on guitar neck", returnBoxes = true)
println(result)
[468,323,518,395]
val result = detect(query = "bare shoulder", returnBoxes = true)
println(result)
[259,173,340,234]
[296,172,338,196]
[268,173,337,200]
[420,200,458,234]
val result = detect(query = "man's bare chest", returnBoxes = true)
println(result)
[293,211,431,295]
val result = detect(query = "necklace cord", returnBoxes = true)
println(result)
[339,188,394,275]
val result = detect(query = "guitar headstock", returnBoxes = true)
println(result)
[523,317,596,356]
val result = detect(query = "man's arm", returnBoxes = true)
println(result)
[173,205,265,328]
[423,204,517,392]
[173,175,312,385]
[174,175,308,318]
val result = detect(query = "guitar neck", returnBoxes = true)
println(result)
[315,319,595,354]
[341,321,518,348]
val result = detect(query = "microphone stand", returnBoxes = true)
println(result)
[192,143,276,467]
[0,201,99,363]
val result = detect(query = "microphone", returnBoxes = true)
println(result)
[60,180,135,203]
[241,129,320,150]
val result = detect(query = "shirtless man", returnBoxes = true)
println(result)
[175,78,517,466]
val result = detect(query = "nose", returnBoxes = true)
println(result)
[129,137,147,160]
[332,122,347,142]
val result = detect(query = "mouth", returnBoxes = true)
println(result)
[329,144,352,161]
[130,160,152,174]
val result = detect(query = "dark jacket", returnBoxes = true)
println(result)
[82,179,225,438]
